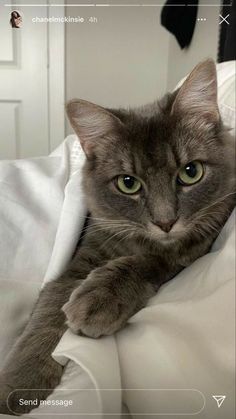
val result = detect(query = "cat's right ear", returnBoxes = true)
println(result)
[171,59,219,126]
[66,99,123,158]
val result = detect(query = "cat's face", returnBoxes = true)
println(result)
[67,60,235,245]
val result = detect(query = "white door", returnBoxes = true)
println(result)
[0,0,65,159]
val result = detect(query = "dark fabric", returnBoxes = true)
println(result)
[218,0,236,62]
[161,0,198,49]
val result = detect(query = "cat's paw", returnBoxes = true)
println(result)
[62,266,136,338]
[62,284,126,338]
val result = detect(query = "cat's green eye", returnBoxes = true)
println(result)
[177,161,204,186]
[117,175,142,194]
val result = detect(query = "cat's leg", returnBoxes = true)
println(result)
[63,256,182,338]
[0,248,180,414]
[0,276,76,415]
[0,245,104,415]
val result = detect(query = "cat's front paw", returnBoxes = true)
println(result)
[62,266,140,338]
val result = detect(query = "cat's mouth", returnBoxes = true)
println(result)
[147,221,184,242]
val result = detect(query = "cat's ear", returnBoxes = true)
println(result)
[171,59,219,124]
[66,99,123,157]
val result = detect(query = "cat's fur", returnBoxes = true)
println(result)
[0,60,235,415]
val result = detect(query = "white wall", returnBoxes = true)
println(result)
[167,0,221,90]
[65,1,221,134]
[65,3,169,132]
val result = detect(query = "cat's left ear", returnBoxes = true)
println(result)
[66,99,123,158]
[171,59,219,124]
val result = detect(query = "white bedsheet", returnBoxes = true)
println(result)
[0,62,235,419]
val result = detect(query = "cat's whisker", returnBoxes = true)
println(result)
[193,217,223,237]
[188,191,236,237]
[75,214,134,224]
[196,191,236,216]
[80,217,143,236]
[79,222,138,241]
[85,221,136,230]
[80,225,131,237]
[108,230,136,254]
[83,219,141,229]
[99,227,137,251]
[75,219,134,236]
[193,209,230,224]
[117,230,136,247]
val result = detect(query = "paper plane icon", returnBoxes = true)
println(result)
[212,395,226,408]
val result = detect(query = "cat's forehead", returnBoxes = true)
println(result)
[114,123,178,177]
[122,108,211,167]
[100,101,216,178]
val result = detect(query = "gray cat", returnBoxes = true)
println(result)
[0,59,235,415]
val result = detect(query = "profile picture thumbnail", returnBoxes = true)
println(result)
[10,10,22,29]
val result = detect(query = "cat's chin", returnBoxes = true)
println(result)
[157,234,181,245]
[156,234,180,246]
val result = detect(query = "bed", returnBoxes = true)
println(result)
[0,61,235,419]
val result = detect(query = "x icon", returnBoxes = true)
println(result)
[219,14,230,25]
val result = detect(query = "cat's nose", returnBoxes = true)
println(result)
[155,218,178,233]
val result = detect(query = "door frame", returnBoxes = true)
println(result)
[48,0,65,152]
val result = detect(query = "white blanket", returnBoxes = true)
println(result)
[0,62,235,419]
